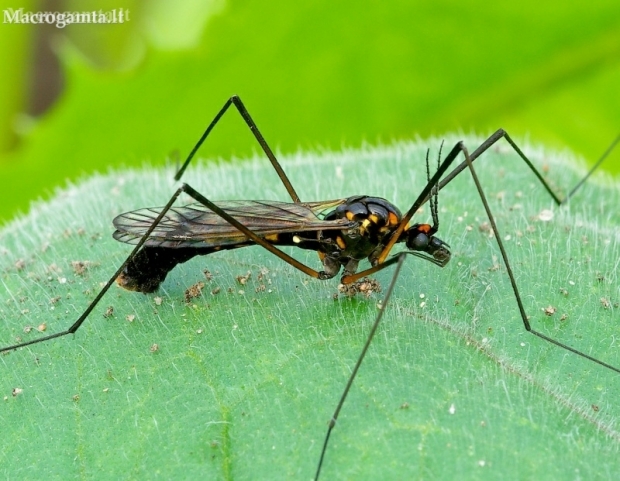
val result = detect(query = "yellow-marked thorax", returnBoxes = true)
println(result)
[321,196,403,259]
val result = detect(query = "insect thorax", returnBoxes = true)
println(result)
[319,196,403,261]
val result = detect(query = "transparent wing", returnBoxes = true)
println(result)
[112,199,353,248]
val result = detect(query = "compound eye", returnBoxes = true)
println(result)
[408,232,429,250]
[430,237,444,250]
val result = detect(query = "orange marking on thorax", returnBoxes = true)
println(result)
[388,212,399,226]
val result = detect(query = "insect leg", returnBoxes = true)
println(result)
[174,95,301,203]
[460,144,620,374]
[2,181,334,352]
[314,252,409,480]
[372,141,468,266]
[174,183,335,280]
[432,130,620,205]
[314,143,467,477]
[316,139,620,478]
[0,186,188,353]
[368,131,619,270]
[349,139,620,373]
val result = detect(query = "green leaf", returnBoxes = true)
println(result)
[1,138,619,479]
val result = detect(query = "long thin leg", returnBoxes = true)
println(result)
[374,131,620,267]
[178,184,329,279]
[313,143,473,479]
[7,192,341,354]
[0,187,187,353]
[430,129,620,206]
[174,95,301,203]
[1,180,335,353]
[564,133,620,200]
[460,144,620,373]
[348,141,620,373]
[315,252,408,481]
[175,100,619,207]
[315,138,620,478]
[374,141,468,265]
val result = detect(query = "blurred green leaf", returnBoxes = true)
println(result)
[0,0,36,151]
[1,1,620,223]
[1,139,619,479]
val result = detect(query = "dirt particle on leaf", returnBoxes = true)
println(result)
[185,282,205,303]
[47,263,62,274]
[71,261,92,276]
[236,271,252,285]
[337,277,382,298]
[537,209,554,222]
[257,267,269,282]
[478,222,494,237]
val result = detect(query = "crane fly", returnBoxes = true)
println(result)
[1,96,619,480]
[111,194,449,294]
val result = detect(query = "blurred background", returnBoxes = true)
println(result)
[1,0,619,223]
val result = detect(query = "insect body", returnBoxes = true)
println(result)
[112,196,450,293]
